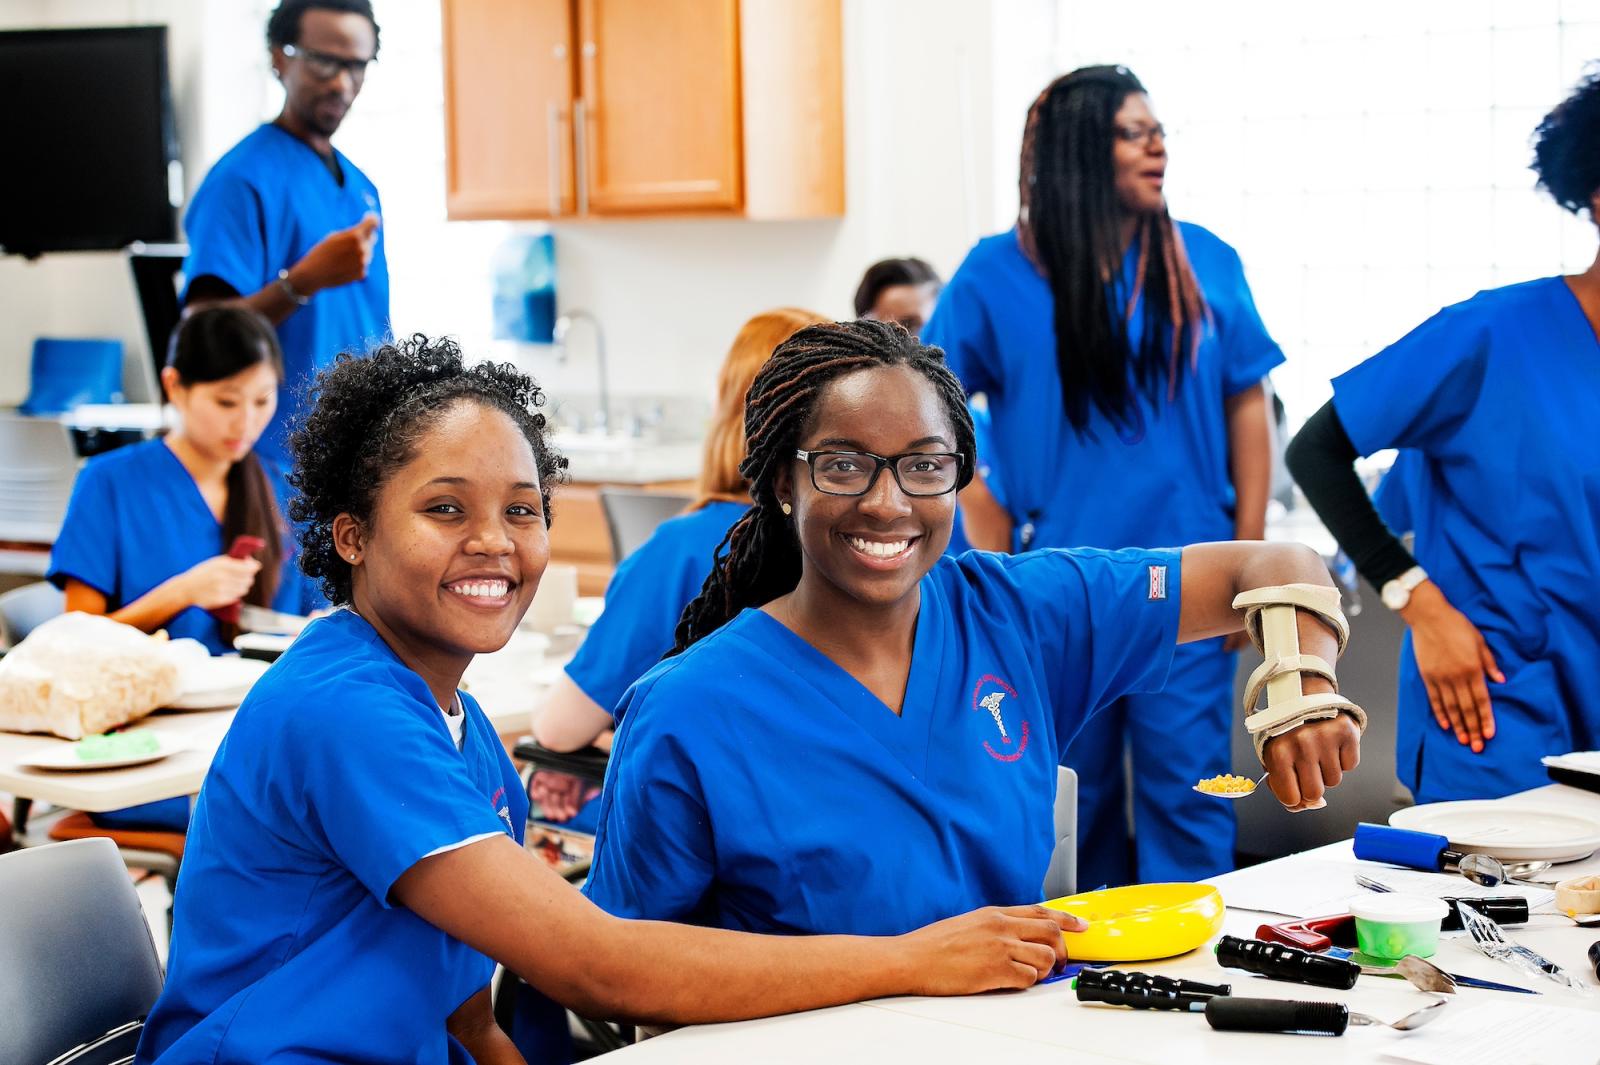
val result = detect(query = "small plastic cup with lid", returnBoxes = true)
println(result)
[1348,894,1450,960]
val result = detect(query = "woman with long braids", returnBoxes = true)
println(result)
[583,320,1359,938]
[922,66,1284,887]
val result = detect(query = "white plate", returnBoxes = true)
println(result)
[161,656,269,711]
[1390,800,1600,862]
[18,736,188,772]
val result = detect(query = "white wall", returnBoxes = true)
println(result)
[0,0,1015,423]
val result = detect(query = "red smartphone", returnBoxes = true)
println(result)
[211,535,267,624]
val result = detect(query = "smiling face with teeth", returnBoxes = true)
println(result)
[335,400,549,704]
[775,364,958,615]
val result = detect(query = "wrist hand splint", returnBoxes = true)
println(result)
[1232,583,1368,765]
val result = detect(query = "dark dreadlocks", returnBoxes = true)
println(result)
[671,319,975,653]
[1020,65,1209,433]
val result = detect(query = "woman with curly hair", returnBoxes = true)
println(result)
[583,319,1360,941]
[1287,74,1600,804]
[136,335,1088,1065]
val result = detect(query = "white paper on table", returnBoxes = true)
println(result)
[1379,1000,1600,1065]
[1213,855,1555,918]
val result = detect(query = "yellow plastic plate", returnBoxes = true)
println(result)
[1043,883,1225,961]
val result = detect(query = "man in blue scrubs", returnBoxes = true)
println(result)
[182,0,389,461]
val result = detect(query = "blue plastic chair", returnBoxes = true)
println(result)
[20,338,124,415]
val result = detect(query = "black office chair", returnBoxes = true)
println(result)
[598,488,693,564]
[0,837,164,1065]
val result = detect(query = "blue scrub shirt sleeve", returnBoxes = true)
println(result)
[583,674,717,921]
[182,174,270,301]
[1332,303,1490,458]
[563,535,692,715]
[46,461,119,597]
[922,270,999,396]
[997,548,1183,726]
[1212,243,1286,396]
[273,683,512,904]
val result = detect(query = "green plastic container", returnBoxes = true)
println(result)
[1349,894,1450,959]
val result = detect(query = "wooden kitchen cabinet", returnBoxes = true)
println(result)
[441,0,575,217]
[442,0,843,221]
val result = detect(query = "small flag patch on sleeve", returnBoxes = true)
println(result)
[1148,564,1168,600]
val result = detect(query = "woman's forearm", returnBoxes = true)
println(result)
[531,674,614,752]
[1225,383,1272,541]
[65,576,191,635]
[957,472,1013,552]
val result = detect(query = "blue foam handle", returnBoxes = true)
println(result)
[1353,823,1449,871]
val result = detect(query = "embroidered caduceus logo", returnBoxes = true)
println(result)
[979,690,1009,742]
[971,674,1029,763]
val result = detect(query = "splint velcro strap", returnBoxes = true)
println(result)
[1248,693,1369,765]
[1232,583,1350,657]
[1242,654,1338,717]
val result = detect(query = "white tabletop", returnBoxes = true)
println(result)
[610,783,1600,1064]
[0,634,564,812]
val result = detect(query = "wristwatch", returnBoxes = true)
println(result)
[1380,565,1429,611]
[276,268,311,307]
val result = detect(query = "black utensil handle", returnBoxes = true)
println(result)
[1442,896,1529,930]
[1205,997,1350,1036]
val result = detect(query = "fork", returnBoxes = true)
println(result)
[1458,901,1589,991]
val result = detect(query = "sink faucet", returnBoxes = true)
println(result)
[552,309,612,435]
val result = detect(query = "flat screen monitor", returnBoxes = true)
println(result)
[0,26,180,258]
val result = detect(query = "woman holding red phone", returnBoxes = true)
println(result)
[49,305,324,655]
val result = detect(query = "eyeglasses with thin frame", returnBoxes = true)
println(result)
[794,449,964,498]
[1113,122,1167,148]
[282,43,373,82]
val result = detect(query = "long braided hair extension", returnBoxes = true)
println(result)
[671,319,976,654]
[1020,65,1209,433]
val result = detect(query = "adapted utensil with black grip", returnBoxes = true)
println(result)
[1072,969,1231,1011]
[1205,995,1447,1035]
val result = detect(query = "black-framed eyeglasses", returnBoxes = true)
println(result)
[794,449,964,497]
[1113,122,1167,148]
[283,43,373,81]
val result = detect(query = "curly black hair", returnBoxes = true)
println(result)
[267,0,380,56]
[1534,67,1600,214]
[288,335,565,605]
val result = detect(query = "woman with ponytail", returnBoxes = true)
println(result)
[583,320,1357,939]
[50,304,321,657]
[923,66,1283,887]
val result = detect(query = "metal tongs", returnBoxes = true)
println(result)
[1456,900,1589,991]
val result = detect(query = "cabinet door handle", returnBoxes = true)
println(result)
[573,98,590,216]
[546,101,562,216]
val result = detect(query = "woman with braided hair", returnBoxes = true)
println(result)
[583,320,1359,939]
[923,65,1284,888]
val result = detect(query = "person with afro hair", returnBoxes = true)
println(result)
[135,335,1087,1065]
[1287,69,1600,805]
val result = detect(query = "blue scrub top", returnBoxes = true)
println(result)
[48,439,324,655]
[182,124,391,460]
[923,224,1283,550]
[583,547,1181,935]
[137,610,528,1065]
[1333,277,1600,800]
[566,500,747,714]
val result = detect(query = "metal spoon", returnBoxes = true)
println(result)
[1458,852,1553,889]
[1192,772,1268,800]
[1348,994,1450,1031]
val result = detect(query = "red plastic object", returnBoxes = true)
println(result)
[1256,913,1356,952]
[209,535,266,626]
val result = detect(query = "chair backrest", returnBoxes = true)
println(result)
[0,414,80,543]
[0,837,164,1065]
[598,487,693,564]
[21,338,125,416]
[1043,766,1077,900]
[0,580,66,649]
